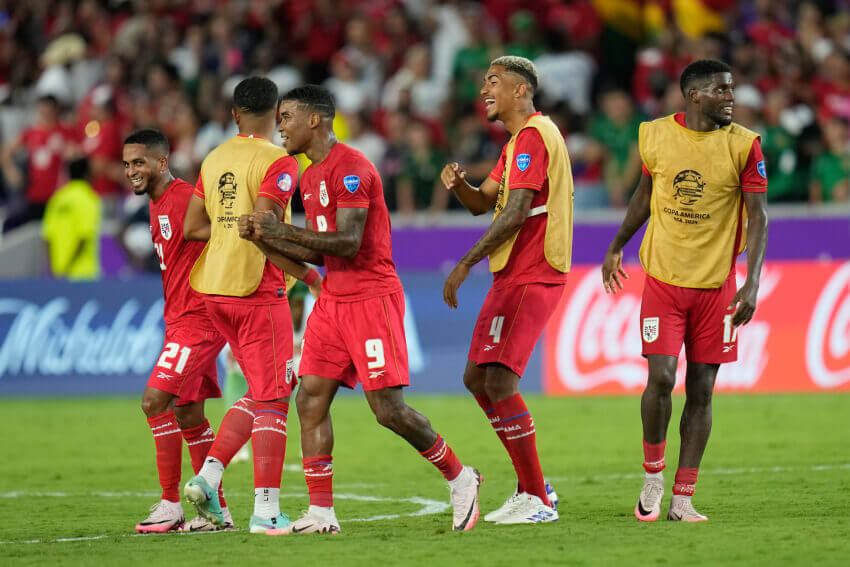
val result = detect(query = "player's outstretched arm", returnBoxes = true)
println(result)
[256,206,367,260]
[440,162,500,215]
[443,188,534,308]
[602,173,652,294]
[729,191,768,327]
[184,194,211,241]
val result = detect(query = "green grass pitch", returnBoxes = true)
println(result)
[1,393,849,565]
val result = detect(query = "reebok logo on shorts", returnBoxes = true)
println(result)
[643,317,660,343]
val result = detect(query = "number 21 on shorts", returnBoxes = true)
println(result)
[157,342,192,374]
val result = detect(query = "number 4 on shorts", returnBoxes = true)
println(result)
[489,316,505,343]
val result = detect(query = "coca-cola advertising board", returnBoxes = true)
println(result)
[544,260,850,395]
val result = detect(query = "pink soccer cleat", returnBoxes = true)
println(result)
[135,500,185,533]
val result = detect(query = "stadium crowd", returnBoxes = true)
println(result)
[0,0,849,236]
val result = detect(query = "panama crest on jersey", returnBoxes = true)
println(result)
[319,180,329,207]
[158,215,172,240]
[642,317,660,343]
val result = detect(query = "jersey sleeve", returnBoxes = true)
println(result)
[259,156,299,208]
[335,159,372,209]
[194,173,205,198]
[642,162,651,177]
[489,146,507,183]
[506,128,549,192]
[740,138,768,192]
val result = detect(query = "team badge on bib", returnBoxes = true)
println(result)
[642,317,660,343]
[319,181,329,207]
[516,153,531,172]
[343,175,360,193]
[158,215,172,240]
[277,172,292,192]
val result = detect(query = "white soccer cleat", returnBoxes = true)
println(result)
[493,492,559,524]
[667,495,708,522]
[135,499,185,533]
[266,506,341,535]
[449,466,482,531]
[484,491,521,523]
[181,507,234,532]
[635,476,665,522]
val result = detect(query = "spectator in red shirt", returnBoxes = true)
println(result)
[1,95,76,229]
[80,88,124,197]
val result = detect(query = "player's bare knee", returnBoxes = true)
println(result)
[647,369,676,395]
[141,395,167,418]
[462,361,485,395]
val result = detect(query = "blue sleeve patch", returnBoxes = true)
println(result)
[756,160,766,179]
[276,172,293,192]
[516,153,531,172]
[343,175,361,193]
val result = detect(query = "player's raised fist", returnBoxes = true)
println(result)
[252,209,280,241]
[441,162,467,191]
[238,214,257,240]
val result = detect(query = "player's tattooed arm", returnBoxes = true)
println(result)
[184,194,211,241]
[239,211,325,265]
[729,190,768,326]
[255,207,368,259]
[440,162,501,215]
[443,188,534,308]
[602,173,653,293]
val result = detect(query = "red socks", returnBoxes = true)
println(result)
[252,401,289,489]
[182,419,226,508]
[673,468,699,496]
[303,455,334,507]
[493,394,547,503]
[642,440,666,473]
[475,393,523,490]
[419,435,463,481]
[147,411,182,503]
[208,396,256,467]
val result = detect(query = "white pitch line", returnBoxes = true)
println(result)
[543,462,850,483]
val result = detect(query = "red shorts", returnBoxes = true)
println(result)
[469,282,566,376]
[299,291,409,391]
[147,325,226,406]
[205,299,295,401]
[640,272,738,364]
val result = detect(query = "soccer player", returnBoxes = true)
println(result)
[601,59,769,522]
[440,56,573,524]
[181,77,320,534]
[123,129,231,533]
[240,85,481,534]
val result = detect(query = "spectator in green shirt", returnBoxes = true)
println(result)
[762,88,807,202]
[809,117,850,203]
[41,157,102,280]
[396,121,447,219]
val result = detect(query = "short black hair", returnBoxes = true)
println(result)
[281,84,336,119]
[233,76,279,115]
[124,128,170,154]
[680,59,732,95]
[68,157,89,180]
[36,94,59,107]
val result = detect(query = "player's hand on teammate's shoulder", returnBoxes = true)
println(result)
[729,280,758,327]
[601,249,628,294]
[440,162,466,191]
[443,261,471,309]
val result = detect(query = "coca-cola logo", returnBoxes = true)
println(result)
[806,262,850,388]
[0,297,165,377]
[552,267,777,392]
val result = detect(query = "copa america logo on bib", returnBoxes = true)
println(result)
[158,215,172,240]
[319,180,329,207]
[343,175,360,193]
[276,172,292,192]
[516,153,531,172]
[642,317,659,343]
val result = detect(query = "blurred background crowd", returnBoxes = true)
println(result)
[0,0,849,248]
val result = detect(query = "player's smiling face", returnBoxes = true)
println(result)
[122,144,161,196]
[481,65,514,122]
[698,72,735,127]
[277,99,311,155]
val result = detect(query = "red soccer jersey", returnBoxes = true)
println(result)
[150,178,214,328]
[194,151,299,303]
[20,124,75,204]
[300,143,402,301]
[488,123,569,289]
